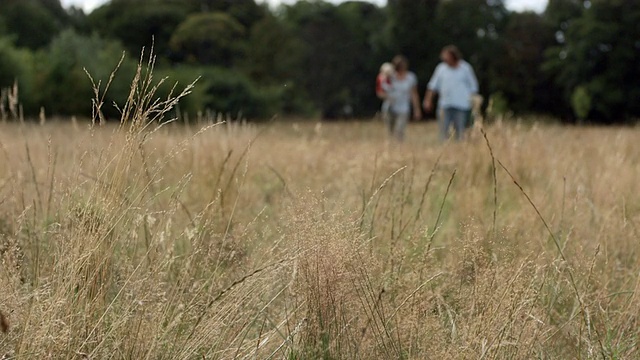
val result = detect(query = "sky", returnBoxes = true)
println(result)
[60,0,549,14]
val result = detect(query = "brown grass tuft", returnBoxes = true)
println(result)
[1,55,640,358]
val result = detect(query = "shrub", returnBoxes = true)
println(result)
[487,91,510,121]
[157,66,291,120]
[571,85,591,121]
[0,37,37,117]
[35,30,137,118]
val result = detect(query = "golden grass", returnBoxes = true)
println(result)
[1,61,640,358]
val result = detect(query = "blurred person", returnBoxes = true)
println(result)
[376,62,395,121]
[423,45,479,141]
[385,55,421,141]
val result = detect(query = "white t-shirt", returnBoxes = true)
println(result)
[427,60,478,111]
[389,72,417,115]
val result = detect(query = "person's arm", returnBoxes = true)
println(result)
[423,65,441,112]
[423,89,436,113]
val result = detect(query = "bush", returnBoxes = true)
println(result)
[35,30,137,118]
[0,37,36,116]
[1,30,313,120]
[201,68,265,119]
[571,85,591,121]
[487,91,510,120]
[158,66,312,120]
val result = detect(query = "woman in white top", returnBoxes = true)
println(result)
[386,55,422,142]
[423,45,479,141]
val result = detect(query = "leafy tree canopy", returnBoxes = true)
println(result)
[170,12,246,66]
[0,0,65,49]
[2,0,640,122]
[544,0,640,121]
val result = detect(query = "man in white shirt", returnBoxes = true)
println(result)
[423,45,479,141]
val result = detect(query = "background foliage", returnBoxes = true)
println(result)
[0,0,638,122]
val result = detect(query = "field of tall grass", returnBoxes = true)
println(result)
[1,61,640,359]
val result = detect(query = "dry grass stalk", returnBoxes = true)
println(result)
[0,80,20,122]
[0,54,639,358]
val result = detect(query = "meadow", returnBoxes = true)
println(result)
[1,69,640,359]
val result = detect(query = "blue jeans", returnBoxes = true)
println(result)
[439,107,470,141]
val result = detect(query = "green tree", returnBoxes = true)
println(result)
[36,30,136,117]
[170,12,246,66]
[491,12,559,114]
[283,1,387,118]
[183,0,266,28]
[243,14,303,85]
[0,38,40,117]
[158,65,282,119]
[0,17,6,37]
[283,1,350,117]
[241,14,314,115]
[544,0,640,121]
[335,2,389,115]
[0,39,20,88]
[544,0,585,30]
[37,0,69,22]
[66,6,91,34]
[88,1,188,57]
[433,0,509,103]
[387,0,440,81]
[0,0,63,49]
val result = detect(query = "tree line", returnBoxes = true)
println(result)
[0,0,638,122]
